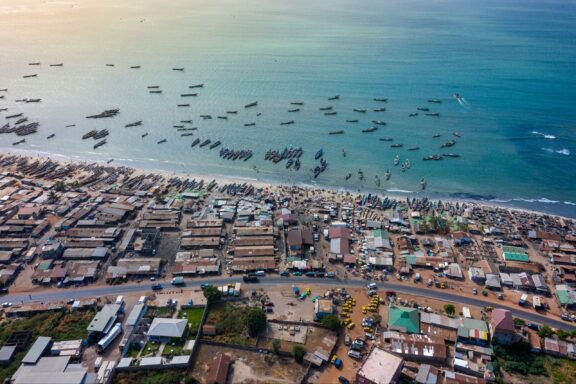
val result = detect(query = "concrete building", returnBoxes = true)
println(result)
[489,309,518,345]
[147,318,187,342]
[357,347,403,384]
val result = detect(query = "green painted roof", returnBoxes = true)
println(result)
[372,229,389,240]
[502,252,529,262]
[405,255,418,266]
[557,289,575,305]
[388,305,420,334]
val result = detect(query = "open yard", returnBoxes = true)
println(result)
[0,309,95,381]
[178,307,204,337]
[203,302,257,346]
[113,369,185,384]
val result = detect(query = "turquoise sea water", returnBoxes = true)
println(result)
[0,0,575,216]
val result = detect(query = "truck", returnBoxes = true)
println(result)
[243,274,259,283]
[254,270,265,276]
[293,286,300,295]
[96,323,122,354]
[171,276,185,286]
[519,294,528,306]
[234,283,241,297]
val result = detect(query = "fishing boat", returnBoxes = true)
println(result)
[209,140,221,149]
[385,169,391,180]
[47,134,55,139]
[288,109,300,112]
[23,74,38,78]
[201,115,212,119]
[290,102,304,105]
[341,149,346,157]
[189,84,204,89]
[86,109,120,119]
[329,130,344,135]
[94,139,107,149]
[181,93,197,97]
[172,67,184,71]
[93,129,109,140]
[130,66,141,69]
[50,63,64,67]
[107,159,114,164]
[426,113,440,117]
[125,121,142,128]
[441,140,456,148]
[393,155,400,166]
[244,101,258,108]
[181,133,194,137]
[199,139,211,147]
[428,99,442,103]
[380,137,393,142]
[372,120,386,125]
[315,149,324,160]
[280,120,294,125]
[157,139,167,144]
[362,127,378,133]
[294,159,301,170]
[353,108,367,113]
[442,153,460,158]
[244,123,255,127]
[82,130,98,139]
[226,111,238,114]
[453,132,461,137]
[420,178,426,190]
[324,112,337,116]
[147,86,160,89]
[346,119,359,123]
[106,64,115,67]
[191,138,200,147]
[286,159,294,168]
[181,120,193,123]
[178,104,190,107]
[373,108,386,112]
[408,146,420,151]
[417,107,430,112]
[409,113,419,117]
[374,176,381,187]
[6,113,23,119]
[374,98,388,102]
[328,95,340,100]
[217,116,228,120]
[391,143,403,148]
[319,106,333,111]
[12,139,25,146]
[141,133,148,138]
[432,133,441,138]
[345,173,352,180]
[423,155,443,161]
[149,90,162,94]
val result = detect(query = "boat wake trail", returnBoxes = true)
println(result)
[541,147,571,156]
[531,131,556,140]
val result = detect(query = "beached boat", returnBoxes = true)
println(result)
[329,130,344,135]
[180,133,194,137]
[199,139,211,147]
[226,111,238,114]
[201,115,212,119]
[125,121,142,128]
[12,139,25,146]
[28,62,40,66]
[157,139,167,144]
[105,64,115,67]
[181,120,193,123]
[244,101,258,108]
[217,116,228,120]
[420,178,426,190]
[86,109,119,119]
[130,66,140,69]
[6,113,23,119]
[147,86,160,89]
[82,130,98,140]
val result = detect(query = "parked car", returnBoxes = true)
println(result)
[151,284,163,291]
[338,376,350,384]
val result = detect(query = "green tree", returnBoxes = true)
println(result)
[53,180,66,192]
[538,325,554,338]
[184,377,199,384]
[47,190,59,204]
[444,304,455,316]
[247,307,267,337]
[154,190,164,204]
[372,314,382,325]
[571,329,576,339]
[513,318,525,328]
[321,315,342,332]
[272,339,281,354]
[293,344,306,363]
[203,285,222,304]
[557,329,570,340]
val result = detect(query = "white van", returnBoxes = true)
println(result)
[348,350,361,359]
[255,270,265,276]
[367,283,377,290]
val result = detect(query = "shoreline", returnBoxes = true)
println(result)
[1,148,574,220]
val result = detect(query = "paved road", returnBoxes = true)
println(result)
[4,276,575,331]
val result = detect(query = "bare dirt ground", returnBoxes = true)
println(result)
[190,344,306,384]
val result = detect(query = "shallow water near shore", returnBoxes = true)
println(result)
[0,0,575,217]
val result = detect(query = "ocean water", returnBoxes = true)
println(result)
[0,0,575,216]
